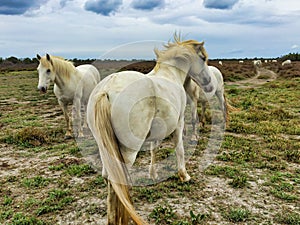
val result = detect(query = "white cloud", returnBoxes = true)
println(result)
[0,0,300,58]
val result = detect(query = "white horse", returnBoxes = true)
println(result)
[184,66,228,138]
[253,59,262,67]
[87,36,215,225]
[37,54,101,138]
[282,59,291,66]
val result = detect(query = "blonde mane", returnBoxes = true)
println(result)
[154,34,208,72]
[39,55,76,79]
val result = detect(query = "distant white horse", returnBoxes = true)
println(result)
[37,54,101,138]
[253,60,262,67]
[282,59,291,66]
[184,66,228,138]
[87,36,214,225]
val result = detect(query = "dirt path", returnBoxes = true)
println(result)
[226,67,278,88]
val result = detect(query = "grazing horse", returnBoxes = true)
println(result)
[253,60,262,67]
[37,54,101,138]
[87,36,215,225]
[282,59,291,66]
[184,66,228,138]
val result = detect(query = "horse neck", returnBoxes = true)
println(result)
[208,66,223,89]
[52,61,80,89]
[154,61,189,86]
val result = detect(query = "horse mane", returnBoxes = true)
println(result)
[39,55,76,79]
[154,34,208,72]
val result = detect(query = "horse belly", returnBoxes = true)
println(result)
[147,77,186,140]
[146,98,180,141]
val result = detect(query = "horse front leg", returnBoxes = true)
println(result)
[174,117,191,182]
[73,97,84,138]
[190,97,198,142]
[216,91,227,123]
[58,100,72,138]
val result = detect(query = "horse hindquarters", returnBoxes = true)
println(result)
[87,91,147,225]
[76,65,101,137]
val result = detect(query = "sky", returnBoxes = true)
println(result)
[0,0,300,59]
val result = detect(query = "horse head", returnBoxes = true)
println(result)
[179,40,214,96]
[36,53,55,93]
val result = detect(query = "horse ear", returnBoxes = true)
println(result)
[193,41,205,54]
[46,53,51,61]
[36,54,41,60]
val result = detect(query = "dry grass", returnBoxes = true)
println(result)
[0,61,299,224]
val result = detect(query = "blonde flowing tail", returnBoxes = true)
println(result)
[224,93,240,126]
[93,92,147,225]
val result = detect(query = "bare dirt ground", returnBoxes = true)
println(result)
[0,61,299,225]
[226,67,278,88]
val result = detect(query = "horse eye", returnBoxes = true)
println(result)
[46,69,51,74]
[198,54,206,61]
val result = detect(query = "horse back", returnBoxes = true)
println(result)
[76,64,101,103]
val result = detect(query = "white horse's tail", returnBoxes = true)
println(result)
[224,94,240,126]
[93,92,147,225]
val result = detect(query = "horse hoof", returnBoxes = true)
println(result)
[181,175,191,182]
[149,167,158,181]
[189,139,198,145]
[189,135,198,145]
[178,171,191,182]
[77,133,84,138]
[64,134,73,140]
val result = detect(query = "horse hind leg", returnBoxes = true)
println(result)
[192,99,198,133]
[107,181,129,225]
[149,141,159,180]
[73,97,84,138]
[189,97,198,143]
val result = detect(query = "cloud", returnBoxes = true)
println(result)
[203,0,239,10]
[0,0,47,15]
[291,44,299,49]
[131,0,165,11]
[60,0,73,8]
[84,0,122,16]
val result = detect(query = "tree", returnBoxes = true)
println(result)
[281,52,300,61]
[6,56,19,64]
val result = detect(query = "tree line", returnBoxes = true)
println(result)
[0,52,299,72]
[0,56,96,65]
[280,52,300,61]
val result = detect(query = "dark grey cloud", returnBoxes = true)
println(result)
[131,0,165,11]
[84,0,122,16]
[0,0,47,15]
[60,0,73,8]
[203,0,239,10]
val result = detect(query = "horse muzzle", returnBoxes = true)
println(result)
[38,86,47,94]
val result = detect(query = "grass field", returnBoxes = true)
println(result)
[0,60,299,224]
